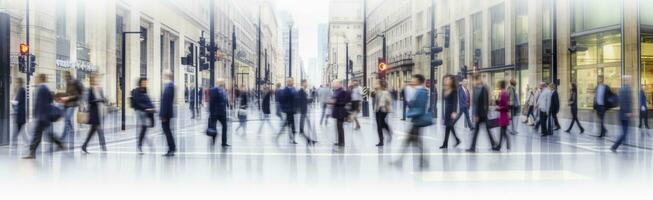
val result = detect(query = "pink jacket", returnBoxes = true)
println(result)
[496,90,510,127]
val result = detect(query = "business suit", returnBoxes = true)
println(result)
[612,85,632,151]
[467,84,495,151]
[639,89,649,129]
[208,87,229,146]
[594,84,611,137]
[132,88,155,150]
[12,87,26,144]
[331,88,350,146]
[565,89,585,133]
[277,86,298,143]
[454,85,472,129]
[81,87,107,152]
[550,89,561,132]
[160,82,176,154]
[441,89,460,148]
[297,88,315,144]
[28,85,64,156]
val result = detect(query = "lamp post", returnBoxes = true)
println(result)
[288,23,293,78]
[120,31,142,131]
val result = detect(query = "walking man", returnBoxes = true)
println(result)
[208,79,229,147]
[160,71,176,156]
[466,75,496,152]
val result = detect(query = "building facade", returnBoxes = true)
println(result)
[326,0,364,86]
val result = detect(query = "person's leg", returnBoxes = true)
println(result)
[375,112,384,145]
[28,121,48,156]
[82,125,97,151]
[468,121,481,151]
[162,120,176,152]
[219,116,228,145]
[483,119,496,146]
[612,120,629,150]
[440,126,451,148]
[12,122,24,145]
[553,113,561,129]
[599,107,607,136]
[645,110,650,129]
[336,119,345,145]
[639,112,644,128]
[61,107,75,145]
[300,113,306,134]
[97,125,106,150]
[495,126,505,150]
[320,103,326,124]
[138,125,147,150]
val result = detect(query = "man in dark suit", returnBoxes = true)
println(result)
[639,85,649,129]
[466,75,496,152]
[594,76,611,137]
[277,78,299,144]
[208,79,229,147]
[454,78,472,129]
[330,80,350,146]
[160,71,176,156]
[298,80,316,145]
[549,83,561,134]
[24,74,65,159]
[11,78,27,145]
[256,85,274,134]
[189,84,196,119]
[612,75,633,152]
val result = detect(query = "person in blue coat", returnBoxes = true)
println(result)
[394,74,429,167]
[276,78,299,144]
[24,74,65,159]
[160,71,176,156]
[132,78,156,152]
[81,74,107,153]
[639,85,649,129]
[612,75,633,152]
[11,78,27,145]
[208,79,229,147]
[453,78,472,130]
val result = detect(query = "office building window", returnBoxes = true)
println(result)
[573,0,621,33]
[472,12,483,68]
[640,0,653,107]
[542,0,552,82]
[140,27,148,78]
[571,31,621,109]
[491,3,505,66]
[457,19,465,69]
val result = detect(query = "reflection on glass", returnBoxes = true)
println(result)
[573,0,621,33]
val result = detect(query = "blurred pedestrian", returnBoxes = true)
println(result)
[298,79,317,145]
[131,77,156,153]
[277,78,299,144]
[639,85,649,129]
[440,75,460,149]
[81,73,107,153]
[24,74,65,159]
[549,83,561,132]
[374,80,393,146]
[60,71,83,146]
[453,78,472,130]
[318,84,333,125]
[189,84,197,119]
[257,85,275,134]
[533,83,546,128]
[330,80,350,146]
[594,76,611,137]
[493,80,511,151]
[537,83,553,136]
[466,75,496,152]
[350,80,363,130]
[523,86,536,124]
[612,75,633,152]
[159,71,176,156]
[508,79,520,135]
[208,79,229,147]
[11,78,27,145]
[395,74,430,167]
[275,83,283,119]
[565,83,584,134]
[235,85,248,135]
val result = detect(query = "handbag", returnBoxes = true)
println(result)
[206,127,217,137]
[487,118,500,129]
[76,111,89,124]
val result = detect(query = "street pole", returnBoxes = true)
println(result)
[428,0,437,118]
[362,0,369,117]
[345,43,349,87]
[289,24,293,78]
[195,44,199,115]
[257,5,261,109]
[25,0,30,124]
[551,0,558,84]
[209,0,216,87]
[231,25,236,105]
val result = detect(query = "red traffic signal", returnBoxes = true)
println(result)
[19,43,29,55]
[377,58,387,79]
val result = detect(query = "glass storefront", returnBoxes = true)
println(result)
[490,3,505,66]
[542,0,551,82]
[640,0,653,108]
[515,0,528,103]
[571,31,622,109]
[472,12,483,68]
[573,0,621,33]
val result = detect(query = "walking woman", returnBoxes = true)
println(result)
[132,77,156,153]
[81,74,107,153]
[440,75,460,149]
[374,80,393,146]
[493,80,511,151]
[565,83,584,134]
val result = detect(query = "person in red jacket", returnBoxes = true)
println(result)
[493,80,511,151]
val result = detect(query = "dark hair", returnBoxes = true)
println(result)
[444,75,457,91]
[138,77,148,87]
[378,80,387,89]
[498,80,506,89]
[571,83,577,92]
[412,74,425,84]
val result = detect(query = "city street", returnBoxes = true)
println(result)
[1,105,652,198]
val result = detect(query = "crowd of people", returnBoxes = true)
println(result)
[8,70,641,160]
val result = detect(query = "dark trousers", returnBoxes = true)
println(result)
[137,125,150,148]
[468,117,495,150]
[596,106,607,136]
[496,126,510,150]
[336,118,345,145]
[539,111,549,135]
[278,112,297,141]
[453,108,472,128]
[82,124,106,150]
[29,120,63,153]
[566,111,584,131]
[612,120,629,150]
[12,121,26,144]
[442,125,459,147]
[299,112,314,142]
[639,110,649,129]
[375,111,391,144]
[526,106,536,122]
[320,103,329,124]
[189,103,196,118]
[397,125,426,165]
[161,119,176,152]
[209,115,228,145]
[551,112,561,129]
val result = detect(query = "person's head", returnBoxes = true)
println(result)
[443,75,456,90]
[548,83,557,90]
[411,74,425,86]
[539,82,547,89]
[461,78,468,87]
[163,70,173,81]
[473,74,483,85]
[36,73,48,84]
[64,71,73,81]
[286,78,294,87]
[332,80,342,89]
[15,78,24,87]
[498,80,506,90]
[598,76,604,84]
[138,77,148,89]
[216,79,226,88]
[352,80,359,87]
[301,79,308,88]
[89,73,99,86]
[376,80,387,90]
[510,79,517,86]
[623,75,632,86]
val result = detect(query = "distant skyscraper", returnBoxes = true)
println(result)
[318,23,328,69]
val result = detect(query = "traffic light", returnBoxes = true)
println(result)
[18,55,25,73]
[431,46,443,68]
[19,43,29,56]
[443,26,450,48]
[377,58,387,79]
[198,35,209,71]
[28,54,36,75]
[182,46,193,65]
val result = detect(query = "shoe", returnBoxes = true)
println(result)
[564,129,571,133]
[439,145,447,149]
[163,151,175,157]
[492,147,500,151]
[334,143,345,147]
[610,147,618,153]
[465,149,476,153]
[455,139,461,147]
[290,141,298,145]
[81,146,88,154]
[22,154,36,159]
[221,144,231,147]
[376,143,384,147]
[580,129,585,134]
